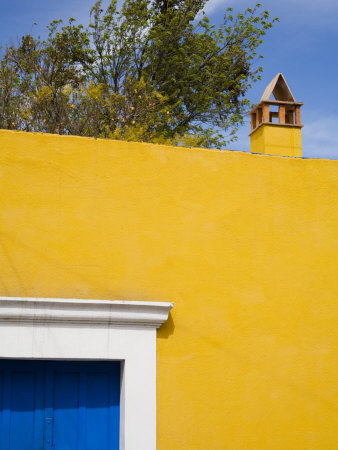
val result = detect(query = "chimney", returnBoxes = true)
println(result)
[249,73,303,157]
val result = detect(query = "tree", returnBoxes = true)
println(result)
[0,1,278,148]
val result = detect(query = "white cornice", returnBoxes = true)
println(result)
[0,297,173,328]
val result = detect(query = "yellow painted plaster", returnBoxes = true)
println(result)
[251,123,302,157]
[0,129,337,449]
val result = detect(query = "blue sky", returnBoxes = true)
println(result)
[0,0,337,159]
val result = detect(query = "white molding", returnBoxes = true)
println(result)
[0,297,173,450]
[0,297,173,327]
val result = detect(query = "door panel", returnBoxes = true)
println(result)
[86,372,110,449]
[0,360,120,450]
[53,371,80,450]
[0,361,45,450]
[85,367,120,450]
[10,371,40,450]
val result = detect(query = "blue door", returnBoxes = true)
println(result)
[0,360,120,450]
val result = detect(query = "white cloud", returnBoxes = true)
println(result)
[302,116,338,159]
[203,0,227,15]
[202,0,338,31]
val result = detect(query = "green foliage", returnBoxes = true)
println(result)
[0,1,278,147]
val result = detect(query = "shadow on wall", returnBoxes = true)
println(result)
[157,311,175,339]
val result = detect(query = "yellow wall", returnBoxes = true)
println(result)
[251,123,302,157]
[0,129,337,449]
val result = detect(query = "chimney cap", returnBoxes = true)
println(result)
[260,73,295,103]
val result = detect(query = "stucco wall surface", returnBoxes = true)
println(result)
[251,123,302,157]
[0,129,337,449]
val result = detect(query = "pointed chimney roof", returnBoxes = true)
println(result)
[260,73,295,103]
[249,73,303,138]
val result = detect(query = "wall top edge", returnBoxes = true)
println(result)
[1,129,338,161]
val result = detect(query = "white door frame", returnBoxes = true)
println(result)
[0,297,173,450]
